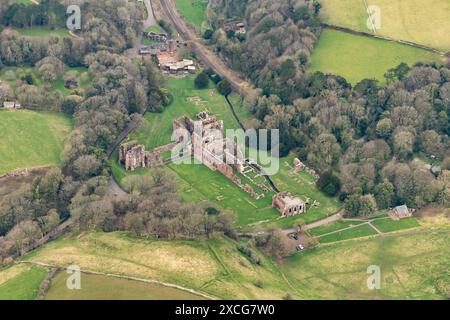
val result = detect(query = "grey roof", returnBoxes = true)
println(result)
[394,205,409,215]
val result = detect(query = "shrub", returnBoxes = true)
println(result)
[194,71,209,89]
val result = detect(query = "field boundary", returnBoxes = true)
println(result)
[16,261,217,300]
[321,23,446,55]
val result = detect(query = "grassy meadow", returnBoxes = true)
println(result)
[0,264,48,300]
[309,29,441,84]
[319,0,450,51]
[0,110,73,175]
[22,232,293,300]
[176,0,209,30]
[17,229,450,300]
[15,27,70,38]
[45,272,206,300]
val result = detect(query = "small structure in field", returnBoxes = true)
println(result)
[2,101,21,109]
[273,192,306,217]
[389,205,414,220]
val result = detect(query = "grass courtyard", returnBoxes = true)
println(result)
[319,0,450,51]
[0,110,73,176]
[309,29,441,84]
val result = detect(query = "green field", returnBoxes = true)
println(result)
[176,0,209,29]
[45,272,206,300]
[308,220,364,237]
[20,230,450,299]
[23,232,292,300]
[309,29,441,84]
[0,264,48,300]
[319,0,450,51]
[317,223,378,243]
[0,110,73,175]
[282,231,450,299]
[15,27,70,38]
[130,75,250,150]
[372,217,420,233]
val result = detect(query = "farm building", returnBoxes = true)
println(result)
[389,205,414,220]
[273,192,306,217]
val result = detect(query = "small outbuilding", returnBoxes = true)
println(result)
[273,192,306,217]
[389,205,414,220]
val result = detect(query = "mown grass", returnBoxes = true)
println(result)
[372,217,420,233]
[317,224,378,243]
[130,75,250,150]
[0,264,48,300]
[309,29,441,84]
[45,272,206,300]
[320,0,450,51]
[0,110,73,175]
[259,155,342,230]
[308,220,364,237]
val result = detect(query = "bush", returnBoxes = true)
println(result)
[238,245,261,265]
[316,170,341,196]
[194,71,209,89]
[203,29,214,40]
[217,79,232,96]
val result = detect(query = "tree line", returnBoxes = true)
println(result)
[209,0,449,217]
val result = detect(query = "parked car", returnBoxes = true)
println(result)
[296,244,304,251]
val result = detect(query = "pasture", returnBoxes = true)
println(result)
[19,230,450,299]
[309,29,441,84]
[176,0,209,30]
[282,231,450,299]
[0,264,48,300]
[0,110,73,176]
[23,232,293,300]
[319,0,450,51]
[45,272,206,300]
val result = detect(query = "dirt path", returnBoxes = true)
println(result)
[158,0,250,93]
[16,261,216,300]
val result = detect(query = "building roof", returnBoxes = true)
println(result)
[394,205,409,215]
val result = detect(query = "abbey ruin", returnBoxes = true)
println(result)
[119,111,306,216]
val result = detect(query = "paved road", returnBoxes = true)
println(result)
[158,0,250,93]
